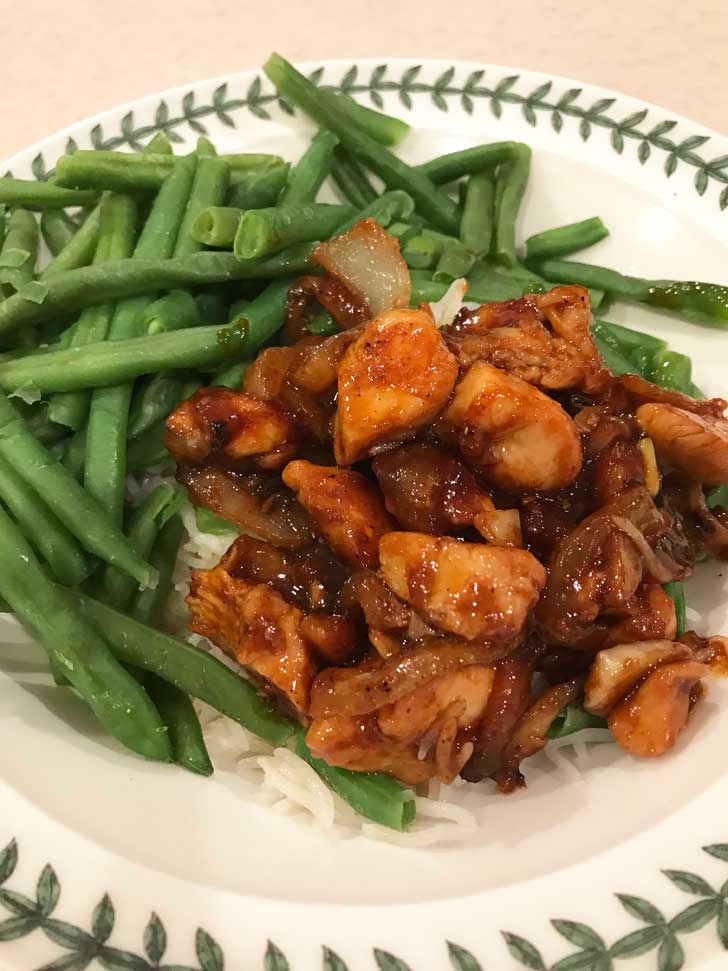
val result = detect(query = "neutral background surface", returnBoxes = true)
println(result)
[2,0,726,160]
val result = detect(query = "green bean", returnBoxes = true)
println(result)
[40,209,81,256]
[307,310,338,336]
[293,728,415,831]
[131,513,185,626]
[13,399,67,446]
[0,451,88,586]
[328,92,410,147]
[530,259,728,328]
[492,144,531,267]
[0,325,248,394]
[192,207,242,248]
[403,229,473,280]
[402,235,439,270]
[140,290,202,335]
[664,581,686,638]
[145,132,174,155]
[333,190,415,234]
[128,371,198,438]
[385,221,422,246]
[525,216,609,262]
[101,484,183,610]
[212,360,251,389]
[195,506,239,535]
[547,705,607,739]
[330,148,378,208]
[196,136,217,157]
[434,245,476,283]
[71,591,296,746]
[39,205,101,281]
[48,193,138,430]
[84,155,198,524]
[460,170,495,255]
[0,244,315,340]
[0,209,39,295]
[0,178,98,210]
[591,326,640,376]
[126,420,170,473]
[279,131,339,206]
[0,393,153,584]
[234,203,353,260]
[61,423,87,479]
[145,675,213,776]
[264,53,460,234]
[55,150,282,191]
[226,163,290,211]
[650,348,694,395]
[592,318,667,354]
[0,506,170,760]
[416,142,521,184]
[174,156,230,257]
[0,205,6,249]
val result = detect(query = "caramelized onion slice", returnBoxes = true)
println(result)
[309,637,513,718]
[314,218,411,318]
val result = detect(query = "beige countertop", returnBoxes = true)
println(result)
[3,0,726,160]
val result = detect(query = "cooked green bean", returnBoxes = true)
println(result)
[84,154,198,523]
[128,372,200,438]
[55,150,282,192]
[145,675,213,776]
[525,216,609,261]
[434,245,476,283]
[402,234,439,270]
[529,258,728,328]
[234,203,353,260]
[460,170,495,255]
[192,207,242,248]
[39,205,101,281]
[0,451,88,586]
[40,209,81,256]
[195,507,238,535]
[650,348,694,395]
[328,93,410,147]
[174,156,230,257]
[211,360,250,388]
[146,132,174,155]
[294,728,415,832]
[664,581,686,638]
[330,148,378,208]
[48,193,138,430]
[61,423,87,479]
[0,209,39,295]
[101,484,182,610]
[403,229,474,280]
[0,506,170,760]
[131,513,185,626]
[279,131,339,206]
[226,163,290,210]
[0,393,153,585]
[416,141,521,184]
[333,189,414,234]
[592,318,667,353]
[0,244,315,340]
[590,325,642,376]
[71,592,296,746]
[0,324,249,393]
[0,178,98,210]
[140,290,202,335]
[492,144,531,267]
[307,310,338,336]
[196,136,217,158]
[126,420,170,473]
[195,287,231,324]
[264,53,460,234]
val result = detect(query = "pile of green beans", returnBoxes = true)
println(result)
[1,50,726,833]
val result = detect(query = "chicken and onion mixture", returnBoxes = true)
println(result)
[165,219,728,794]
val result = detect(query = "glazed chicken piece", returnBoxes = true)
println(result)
[584,640,710,757]
[636,403,728,485]
[165,387,295,467]
[438,362,583,491]
[444,285,610,394]
[307,639,502,783]
[537,486,684,650]
[662,474,728,561]
[373,444,522,547]
[601,583,677,647]
[282,460,396,570]
[334,307,459,465]
[379,532,546,642]
[187,567,318,713]
[338,570,414,657]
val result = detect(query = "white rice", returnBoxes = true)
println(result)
[166,499,615,846]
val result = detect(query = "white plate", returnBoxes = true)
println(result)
[1,58,728,971]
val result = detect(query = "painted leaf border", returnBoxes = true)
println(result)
[8,62,727,210]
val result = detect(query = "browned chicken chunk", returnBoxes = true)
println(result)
[282,460,396,570]
[334,308,459,465]
[636,403,728,485]
[379,532,546,642]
